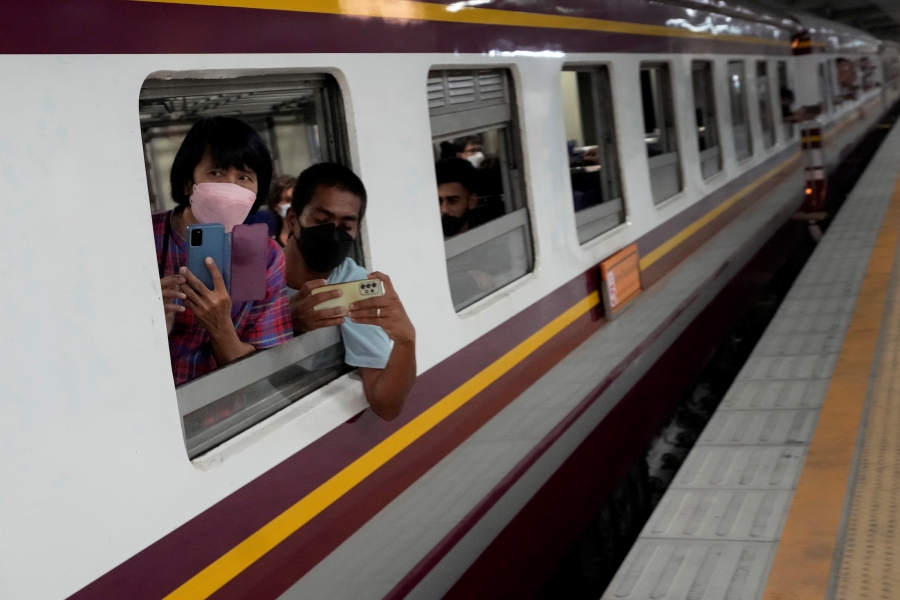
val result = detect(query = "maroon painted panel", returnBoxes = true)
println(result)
[67,272,596,600]
[67,139,803,599]
[635,144,799,264]
[444,219,809,600]
[2,0,794,55]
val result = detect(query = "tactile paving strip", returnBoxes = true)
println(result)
[833,238,900,599]
[603,125,900,600]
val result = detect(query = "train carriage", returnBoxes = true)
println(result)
[1,1,898,598]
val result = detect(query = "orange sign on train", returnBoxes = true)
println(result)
[599,244,642,316]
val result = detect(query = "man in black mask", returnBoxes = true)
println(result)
[436,158,479,238]
[284,163,416,421]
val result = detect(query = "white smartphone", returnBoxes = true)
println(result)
[311,279,385,311]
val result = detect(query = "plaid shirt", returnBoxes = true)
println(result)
[154,211,292,386]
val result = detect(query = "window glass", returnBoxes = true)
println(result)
[728,61,753,161]
[756,61,776,149]
[429,69,533,311]
[691,61,722,179]
[777,61,795,140]
[140,73,353,458]
[640,63,682,204]
[560,66,625,243]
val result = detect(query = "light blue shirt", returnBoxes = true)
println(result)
[327,258,392,369]
[287,258,392,369]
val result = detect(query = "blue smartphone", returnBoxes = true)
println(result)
[186,224,228,291]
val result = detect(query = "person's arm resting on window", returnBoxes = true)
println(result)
[347,273,416,420]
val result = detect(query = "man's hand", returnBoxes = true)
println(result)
[347,272,415,345]
[290,279,347,335]
[180,258,233,339]
[160,274,186,335]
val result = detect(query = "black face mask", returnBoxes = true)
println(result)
[442,213,468,237]
[297,223,354,273]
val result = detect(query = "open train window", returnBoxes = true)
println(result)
[640,62,682,204]
[756,61,776,149]
[140,72,354,458]
[777,61,795,140]
[428,69,534,311]
[728,61,754,161]
[691,61,722,180]
[560,65,625,243]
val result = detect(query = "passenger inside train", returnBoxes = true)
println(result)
[268,174,297,248]
[454,136,485,167]
[436,158,480,238]
[155,116,292,386]
[836,57,859,100]
[284,163,416,420]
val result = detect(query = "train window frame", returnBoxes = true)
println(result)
[560,64,626,244]
[690,60,723,180]
[140,71,359,459]
[777,60,795,141]
[756,61,777,149]
[640,61,683,205]
[727,60,754,162]
[427,68,535,312]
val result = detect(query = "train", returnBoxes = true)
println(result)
[2,1,898,598]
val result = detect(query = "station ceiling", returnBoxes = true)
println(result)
[761,0,900,42]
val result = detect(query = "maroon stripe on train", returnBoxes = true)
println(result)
[636,144,800,285]
[445,217,808,599]
[383,257,731,599]
[67,153,799,599]
[178,155,794,597]
[67,271,597,600]
[641,153,801,288]
[4,0,792,55]
[200,157,794,597]
[212,309,606,600]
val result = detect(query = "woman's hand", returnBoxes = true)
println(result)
[347,272,415,345]
[160,274,186,335]
[180,258,254,366]
[180,258,234,339]
[289,279,348,335]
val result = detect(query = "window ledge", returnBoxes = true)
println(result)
[191,371,367,472]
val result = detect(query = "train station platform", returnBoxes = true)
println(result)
[602,123,900,600]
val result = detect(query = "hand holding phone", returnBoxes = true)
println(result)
[289,278,354,335]
[311,279,385,311]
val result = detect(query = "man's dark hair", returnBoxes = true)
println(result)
[436,158,478,194]
[169,117,273,213]
[780,87,795,103]
[455,136,480,153]
[292,162,368,220]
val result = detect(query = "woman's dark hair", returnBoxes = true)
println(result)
[291,163,367,220]
[436,158,477,194]
[169,117,273,213]
[267,174,297,214]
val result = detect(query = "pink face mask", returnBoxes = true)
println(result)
[189,183,256,233]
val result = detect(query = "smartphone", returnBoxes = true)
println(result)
[230,223,268,303]
[186,224,227,291]
[311,279,385,311]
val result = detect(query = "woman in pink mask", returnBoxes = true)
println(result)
[154,117,292,386]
